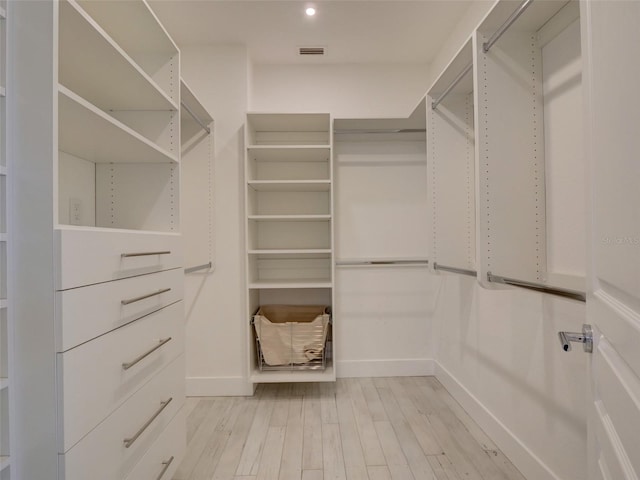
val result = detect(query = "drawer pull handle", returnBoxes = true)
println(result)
[121,251,171,258]
[122,337,172,371]
[156,456,175,480]
[123,397,173,448]
[121,288,171,306]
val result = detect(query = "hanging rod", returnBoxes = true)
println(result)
[487,272,586,302]
[431,62,473,110]
[483,0,534,53]
[181,101,211,135]
[336,259,429,267]
[334,128,426,135]
[433,262,477,277]
[184,261,212,274]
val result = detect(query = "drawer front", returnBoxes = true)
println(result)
[56,268,184,351]
[57,302,184,453]
[55,228,182,290]
[59,354,185,480]
[124,407,186,480]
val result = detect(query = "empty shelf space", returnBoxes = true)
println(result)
[248,215,331,222]
[247,146,331,162]
[248,180,331,192]
[59,86,178,164]
[248,249,332,255]
[249,279,332,289]
[59,0,177,111]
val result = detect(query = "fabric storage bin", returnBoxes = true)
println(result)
[253,305,331,370]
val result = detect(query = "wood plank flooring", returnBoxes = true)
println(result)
[172,377,527,480]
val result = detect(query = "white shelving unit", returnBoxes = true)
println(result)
[426,39,476,276]
[474,0,585,295]
[11,1,186,478]
[245,113,335,383]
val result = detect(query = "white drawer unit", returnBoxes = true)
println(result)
[55,228,183,290]
[124,407,186,480]
[58,354,185,480]
[57,301,184,453]
[55,267,183,352]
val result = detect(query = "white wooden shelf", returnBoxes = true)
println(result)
[248,145,331,151]
[249,249,332,255]
[0,378,8,390]
[250,361,335,383]
[248,215,331,222]
[77,0,178,57]
[249,279,333,289]
[59,86,178,164]
[0,299,6,309]
[0,456,9,472]
[0,86,5,98]
[0,166,6,176]
[0,6,6,20]
[248,180,331,192]
[55,224,183,238]
[181,79,213,128]
[59,0,177,112]
[0,234,6,242]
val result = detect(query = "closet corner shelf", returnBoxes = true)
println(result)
[59,85,179,164]
[249,279,332,289]
[248,215,331,222]
[247,180,331,192]
[60,0,178,111]
[250,364,335,383]
[55,224,182,237]
[0,456,9,472]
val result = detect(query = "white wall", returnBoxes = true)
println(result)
[251,63,430,118]
[181,45,253,396]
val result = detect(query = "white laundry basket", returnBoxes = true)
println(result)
[252,305,331,371]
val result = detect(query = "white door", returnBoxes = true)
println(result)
[582,1,640,479]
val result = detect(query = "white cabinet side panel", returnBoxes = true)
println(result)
[58,152,96,227]
[542,19,585,280]
[475,29,546,284]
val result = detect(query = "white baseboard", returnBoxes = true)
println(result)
[435,362,561,480]
[337,358,435,378]
[186,376,255,397]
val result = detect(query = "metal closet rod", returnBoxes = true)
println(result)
[431,62,473,110]
[181,101,211,135]
[487,272,586,302]
[336,259,429,266]
[185,261,212,274]
[483,0,534,53]
[334,128,426,135]
[433,262,477,277]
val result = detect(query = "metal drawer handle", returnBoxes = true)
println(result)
[122,337,172,371]
[121,288,171,306]
[121,251,171,258]
[123,397,173,448]
[156,456,175,480]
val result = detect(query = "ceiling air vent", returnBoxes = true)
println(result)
[298,46,325,56]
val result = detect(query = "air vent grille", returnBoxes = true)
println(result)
[299,47,325,56]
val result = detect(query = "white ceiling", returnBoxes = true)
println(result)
[149,1,476,65]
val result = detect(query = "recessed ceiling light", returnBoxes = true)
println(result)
[305,7,316,16]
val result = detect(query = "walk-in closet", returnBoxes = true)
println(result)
[3,0,640,479]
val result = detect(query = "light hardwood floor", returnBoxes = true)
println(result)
[173,377,527,480]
